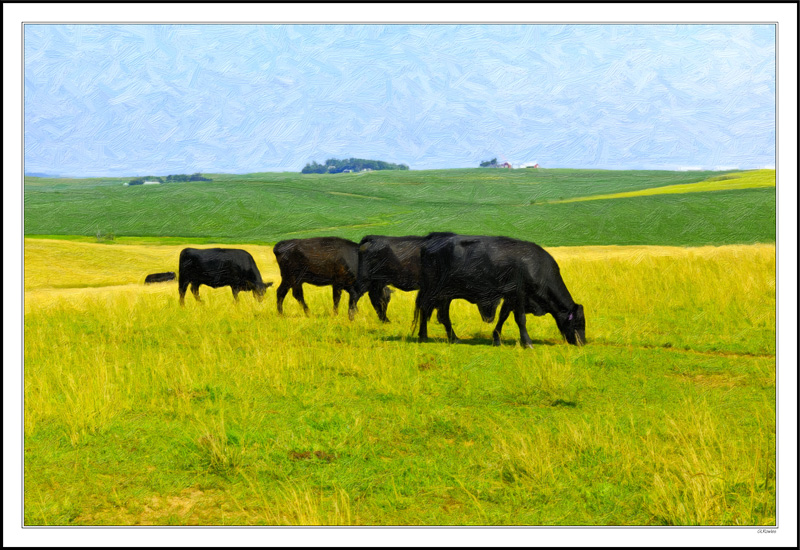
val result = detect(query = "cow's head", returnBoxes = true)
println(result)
[556,304,585,346]
[477,297,502,323]
[251,281,273,302]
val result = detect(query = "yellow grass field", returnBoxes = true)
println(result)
[24,238,775,309]
[25,240,776,358]
[551,169,776,204]
[23,239,776,525]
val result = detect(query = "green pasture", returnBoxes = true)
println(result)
[24,168,775,246]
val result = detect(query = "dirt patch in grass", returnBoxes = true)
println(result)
[73,487,249,525]
[441,496,464,513]
[141,488,207,522]
[672,372,747,389]
[289,450,337,463]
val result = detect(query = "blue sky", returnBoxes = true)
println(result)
[24,24,775,176]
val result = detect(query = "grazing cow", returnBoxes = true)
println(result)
[144,271,176,284]
[357,233,488,323]
[178,248,271,306]
[273,237,365,320]
[356,235,429,322]
[414,233,585,347]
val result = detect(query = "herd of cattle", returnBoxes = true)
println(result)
[145,233,586,347]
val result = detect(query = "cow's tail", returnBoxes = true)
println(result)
[177,249,189,284]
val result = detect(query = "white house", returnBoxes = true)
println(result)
[143,180,160,185]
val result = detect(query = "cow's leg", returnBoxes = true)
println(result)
[437,300,459,343]
[346,287,359,321]
[492,300,514,346]
[178,279,189,307]
[418,306,429,342]
[417,299,435,343]
[514,305,533,348]
[292,284,310,316]
[368,285,390,323]
[191,283,202,303]
[276,280,290,315]
[232,287,240,302]
[332,286,342,316]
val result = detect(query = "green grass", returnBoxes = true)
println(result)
[24,168,775,246]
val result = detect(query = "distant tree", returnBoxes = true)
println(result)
[164,173,211,182]
[302,161,327,174]
[479,158,498,168]
[127,176,164,185]
[302,158,409,174]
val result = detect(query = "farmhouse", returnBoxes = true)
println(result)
[143,180,161,185]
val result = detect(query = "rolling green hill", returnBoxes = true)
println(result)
[24,168,775,246]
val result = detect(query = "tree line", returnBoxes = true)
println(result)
[301,158,410,174]
[127,173,212,185]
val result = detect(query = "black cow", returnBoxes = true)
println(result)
[357,233,499,324]
[273,237,367,320]
[178,248,271,306]
[356,235,429,322]
[414,233,585,347]
[144,271,176,284]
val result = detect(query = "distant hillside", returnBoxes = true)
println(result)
[23,168,775,247]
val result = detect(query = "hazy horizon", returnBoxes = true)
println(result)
[25,165,777,180]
